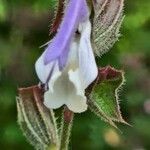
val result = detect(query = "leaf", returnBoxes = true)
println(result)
[16,85,59,150]
[92,0,124,56]
[87,66,129,128]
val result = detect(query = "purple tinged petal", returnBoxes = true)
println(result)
[44,0,89,66]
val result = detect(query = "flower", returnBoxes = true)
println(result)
[35,0,98,113]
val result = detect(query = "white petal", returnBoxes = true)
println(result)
[44,68,87,113]
[66,95,87,113]
[44,89,65,109]
[78,20,98,88]
[67,69,88,113]
[44,73,68,109]
[35,51,54,83]
[68,69,84,96]
[47,61,61,93]
[35,51,60,84]
[65,37,79,70]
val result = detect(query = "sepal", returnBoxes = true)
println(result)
[92,0,124,56]
[16,85,59,150]
[87,66,129,128]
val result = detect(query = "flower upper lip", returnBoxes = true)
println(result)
[44,0,89,69]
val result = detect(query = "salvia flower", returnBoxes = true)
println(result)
[35,0,98,113]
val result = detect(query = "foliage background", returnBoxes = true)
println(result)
[0,0,150,149]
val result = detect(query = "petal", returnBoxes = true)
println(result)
[44,0,89,66]
[35,51,60,84]
[67,69,88,113]
[43,68,87,113]
[48,69,61,93]
[66,95,87,113]
[68,69,84,96]
[44,89,65,109]
[44,73,69,109]
[66,37,79,70]
[78,20,98,88]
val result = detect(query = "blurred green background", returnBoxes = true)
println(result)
[0,0,150,149]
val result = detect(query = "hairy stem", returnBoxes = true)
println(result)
[59,107,74,150]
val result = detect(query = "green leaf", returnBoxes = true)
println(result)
[88,66,129,128]
[16,85,59,150]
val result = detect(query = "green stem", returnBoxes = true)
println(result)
[47,144,57,150]
[59,107,74,150]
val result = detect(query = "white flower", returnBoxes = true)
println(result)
[35,20,98,113]
[35,0,98,113]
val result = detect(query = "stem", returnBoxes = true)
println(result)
[59,107,74,150]
[47,144,57,150]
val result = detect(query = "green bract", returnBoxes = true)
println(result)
[88,66,129,128]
